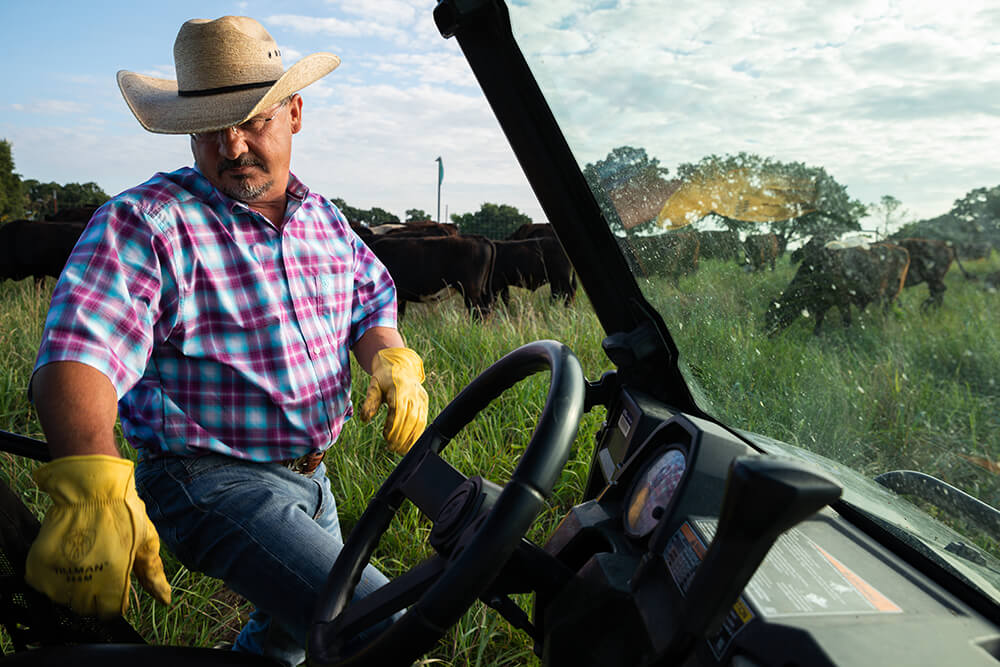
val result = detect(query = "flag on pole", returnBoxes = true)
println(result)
[436,156,444,186]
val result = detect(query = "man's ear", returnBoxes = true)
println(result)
[289,94,303,135]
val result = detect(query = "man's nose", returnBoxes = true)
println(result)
[217,127,249,159]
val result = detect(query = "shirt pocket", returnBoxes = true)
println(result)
[311,272,351,337]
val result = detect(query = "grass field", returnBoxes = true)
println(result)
[1,248,998,663]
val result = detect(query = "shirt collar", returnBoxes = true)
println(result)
[188,165,310,218]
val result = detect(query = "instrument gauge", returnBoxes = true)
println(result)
[624,448,687,538]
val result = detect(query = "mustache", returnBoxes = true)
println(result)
[218,156,266,175]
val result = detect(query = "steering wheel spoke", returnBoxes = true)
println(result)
[395,446,468,520]
[325,555,447,640]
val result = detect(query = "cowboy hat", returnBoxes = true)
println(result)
[117,16,340,135]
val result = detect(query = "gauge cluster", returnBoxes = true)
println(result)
[624,448,687,538]
[539,385,1000,666]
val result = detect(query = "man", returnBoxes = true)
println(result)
[24,16,428,665]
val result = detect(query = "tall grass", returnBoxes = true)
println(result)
[1,250,998,661]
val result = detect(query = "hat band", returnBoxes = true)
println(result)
[177,79,278,97]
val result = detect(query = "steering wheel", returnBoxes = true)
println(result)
[307,340,586,666]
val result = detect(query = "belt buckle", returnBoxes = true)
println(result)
[287,454,312,474]
[284,450,324,475]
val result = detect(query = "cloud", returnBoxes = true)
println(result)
[501,0,1000,220]
[325,0,419,27]
[266,13,406,43]
[30,99,91,115]
[293,81,542,220]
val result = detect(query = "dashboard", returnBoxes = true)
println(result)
[535,387,1000,666]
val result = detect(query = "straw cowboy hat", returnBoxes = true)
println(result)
[117,16,340,135]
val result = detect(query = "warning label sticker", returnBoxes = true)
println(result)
[664,522,755,659]
[694,519,903,618]
[664,519,902,659]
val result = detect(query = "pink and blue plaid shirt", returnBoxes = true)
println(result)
[33,167,397,462]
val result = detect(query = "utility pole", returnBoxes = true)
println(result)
[435,157,443,223]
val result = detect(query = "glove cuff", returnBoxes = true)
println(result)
[32,455,135,502]
[375,347,426,383]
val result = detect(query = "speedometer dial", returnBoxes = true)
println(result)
[625,448,687,538]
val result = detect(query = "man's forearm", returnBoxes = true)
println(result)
[30,361,121,458]
[352,326,407,374]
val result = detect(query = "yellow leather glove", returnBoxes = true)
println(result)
[25,455,172,619]
[359,347,429,454]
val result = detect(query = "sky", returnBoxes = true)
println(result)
[1,0,545,223]
[3,1,1000,230]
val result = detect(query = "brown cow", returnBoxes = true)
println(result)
[491,237,577,306]
[744,232,779,271]
[366,235,496,318]
[765,242,910,335]
[0,220,88,284]
[896,238,960,309]
[625,232,700,286]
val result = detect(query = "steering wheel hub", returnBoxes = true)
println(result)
[430,476,502,555]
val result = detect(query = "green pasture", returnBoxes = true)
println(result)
[0,248,998,663]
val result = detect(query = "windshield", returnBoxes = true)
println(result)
[507,2,1000,601]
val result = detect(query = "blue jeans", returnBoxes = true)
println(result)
[134,453,392,666]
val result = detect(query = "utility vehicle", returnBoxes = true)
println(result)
[2,1,999,665]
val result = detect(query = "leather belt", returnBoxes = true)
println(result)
[280,450,326,475]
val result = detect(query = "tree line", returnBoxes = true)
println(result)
[0,140,110,221]
[582,145,1000,251]
[0,139,536,238]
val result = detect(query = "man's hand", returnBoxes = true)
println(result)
[25,455,172,618]
[359,347,429,454]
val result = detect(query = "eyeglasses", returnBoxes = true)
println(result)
[191,100,289,143]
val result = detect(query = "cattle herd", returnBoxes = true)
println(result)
[1,210,994,333]
[620,229,991,335]
[0,213,577,320]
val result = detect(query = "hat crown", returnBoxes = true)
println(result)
[173,16,285,94]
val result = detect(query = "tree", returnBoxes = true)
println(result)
[330,197,366,224]
[894,185,1000,246]
[367,207,400,225]
[329,198,400,226]
[671,152,865,250]
[451,203,532,239]
[869,195,908,239]
[948,185,1000,244]
[582,146,672,235]
[0,139,25,222]
[405,208,430,222]
[23,179,109,220]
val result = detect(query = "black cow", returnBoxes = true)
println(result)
[896,238,965,309]
[697,230,740,261]
[508,223,556,241]
[349,221,374,242]
[491,237,577,307]
[956,241,993,261]
[379,221,459,238]
[0,220,87,284]
[765,242,910,335]
[626,232,700,286]
[744,232,779,271]
[698,230,740,261]
[366,235,496,318]
[44,205,101,223]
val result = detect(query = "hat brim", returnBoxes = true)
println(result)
[117,52,340,135]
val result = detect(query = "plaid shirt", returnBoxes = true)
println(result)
[33,167,397,461]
